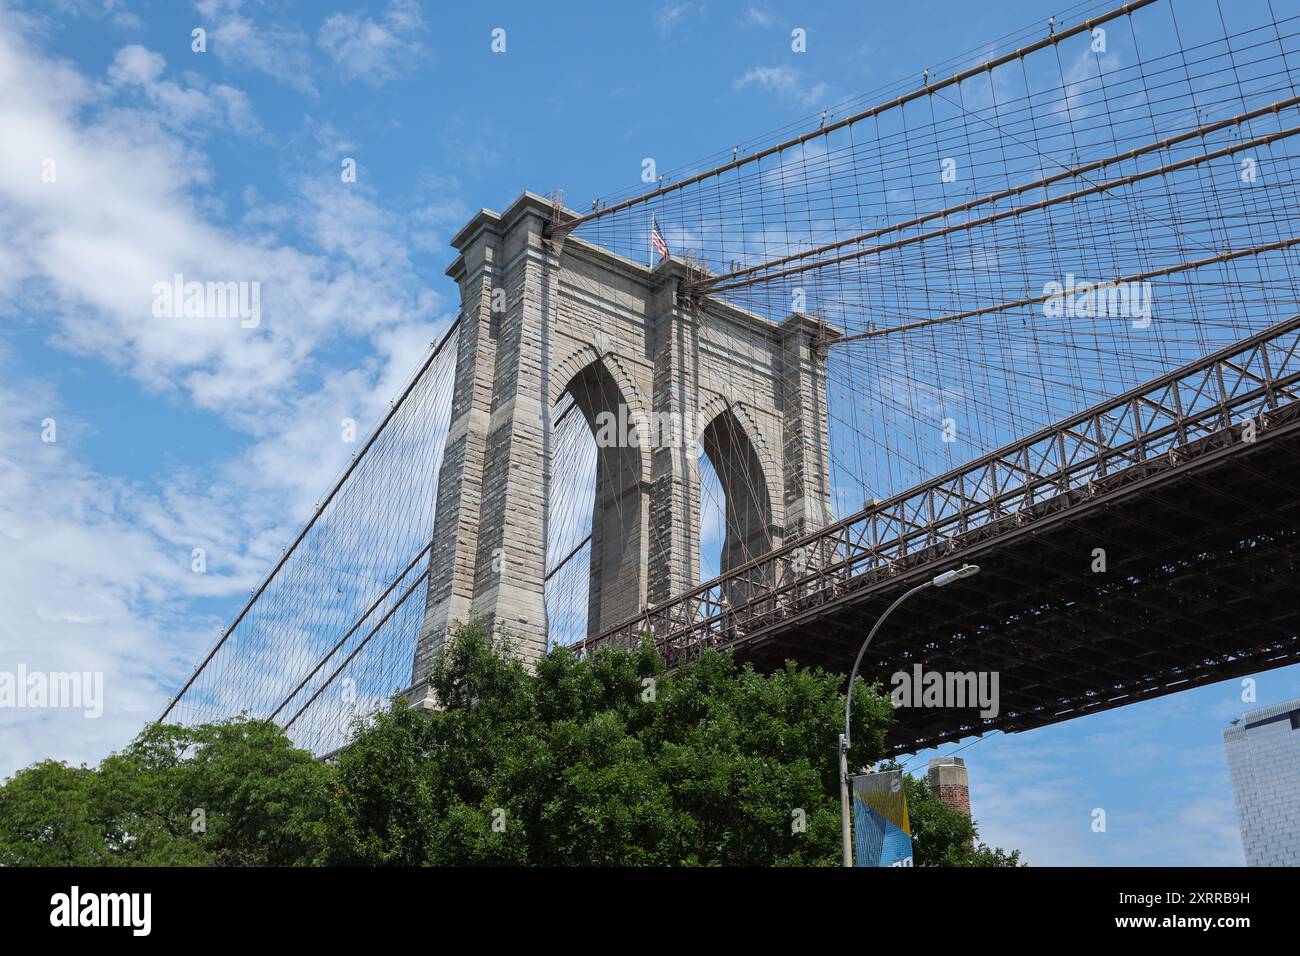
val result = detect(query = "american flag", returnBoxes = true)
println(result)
[651,215,669,262]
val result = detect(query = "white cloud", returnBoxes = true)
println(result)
[106,43,161,85]
[107,44,261,136]
[943,690,1252,866]
[194,0,317,96]
[734,64,832,109]
[0,12,458,774]
[317,0,426,87]
[307,117,358,162]
[657,2,705,37]
[21,0,142,30]
[0,22,435,415]
[0,365,236,779]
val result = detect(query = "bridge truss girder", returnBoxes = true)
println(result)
[579,315,1300,753]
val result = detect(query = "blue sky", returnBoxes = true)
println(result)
[1,0,1297,865]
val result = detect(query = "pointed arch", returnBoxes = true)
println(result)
[696,403,780,606]
[547,352,650,639]
[550,344,651,427]
[696,396,783,544]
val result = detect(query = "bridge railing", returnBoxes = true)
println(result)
[577,314,1300,661]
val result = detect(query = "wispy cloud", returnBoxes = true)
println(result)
[733,64,832,109]
[656,2,705,38]
[194,0,317,96]
[0,21,437,409]
[0,11,460,774]
[317,0,426,87]
[107,44,261,137]
[932,690,1253,866]
[29,0,143,29]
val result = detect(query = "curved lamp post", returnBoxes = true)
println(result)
[839,563,980,867]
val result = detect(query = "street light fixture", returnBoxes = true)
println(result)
[839,563,980,867]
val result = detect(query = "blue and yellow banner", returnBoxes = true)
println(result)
[851,770,913,867]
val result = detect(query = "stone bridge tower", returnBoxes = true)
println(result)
[411,193,836,697]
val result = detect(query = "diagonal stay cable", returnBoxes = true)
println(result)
[553,0,1161,238]
[157,316,461,725]
[695,94,1300,294]
[706,117,1300,298]
[833,233,1300,343]
[266,541,433,723]
[281,567,432,733]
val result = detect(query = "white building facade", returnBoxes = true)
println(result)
[1222,697,1300,867]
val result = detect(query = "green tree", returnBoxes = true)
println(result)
[1,621,1022,867]
[0,760,105,866]
[0,717,335,866]
[900,771,1023,866]
[330,620,896,866]
[99,719,335,866]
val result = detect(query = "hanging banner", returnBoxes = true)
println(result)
[851,770,913,867]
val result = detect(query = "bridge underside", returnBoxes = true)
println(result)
[708,409,1300,756]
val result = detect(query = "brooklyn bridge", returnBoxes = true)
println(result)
[160,0,1300,758]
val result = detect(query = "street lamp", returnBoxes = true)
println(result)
[839,563,980,867]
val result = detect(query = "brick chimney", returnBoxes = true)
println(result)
[927,756,971,818]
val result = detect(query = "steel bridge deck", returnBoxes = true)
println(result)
[738,407,1300,755]
[579,316,1300,754]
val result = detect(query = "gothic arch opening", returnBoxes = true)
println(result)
[545,358,648,645]
[697,408,775,608]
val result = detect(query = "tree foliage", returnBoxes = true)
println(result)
[328,625,893,866]
[0,719,333,866]
[899,771,1024,867]
[0,621,1020,867]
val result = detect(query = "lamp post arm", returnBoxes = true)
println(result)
[839,579,932,869]
[840,565,978,867]
[841,581,934,753]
